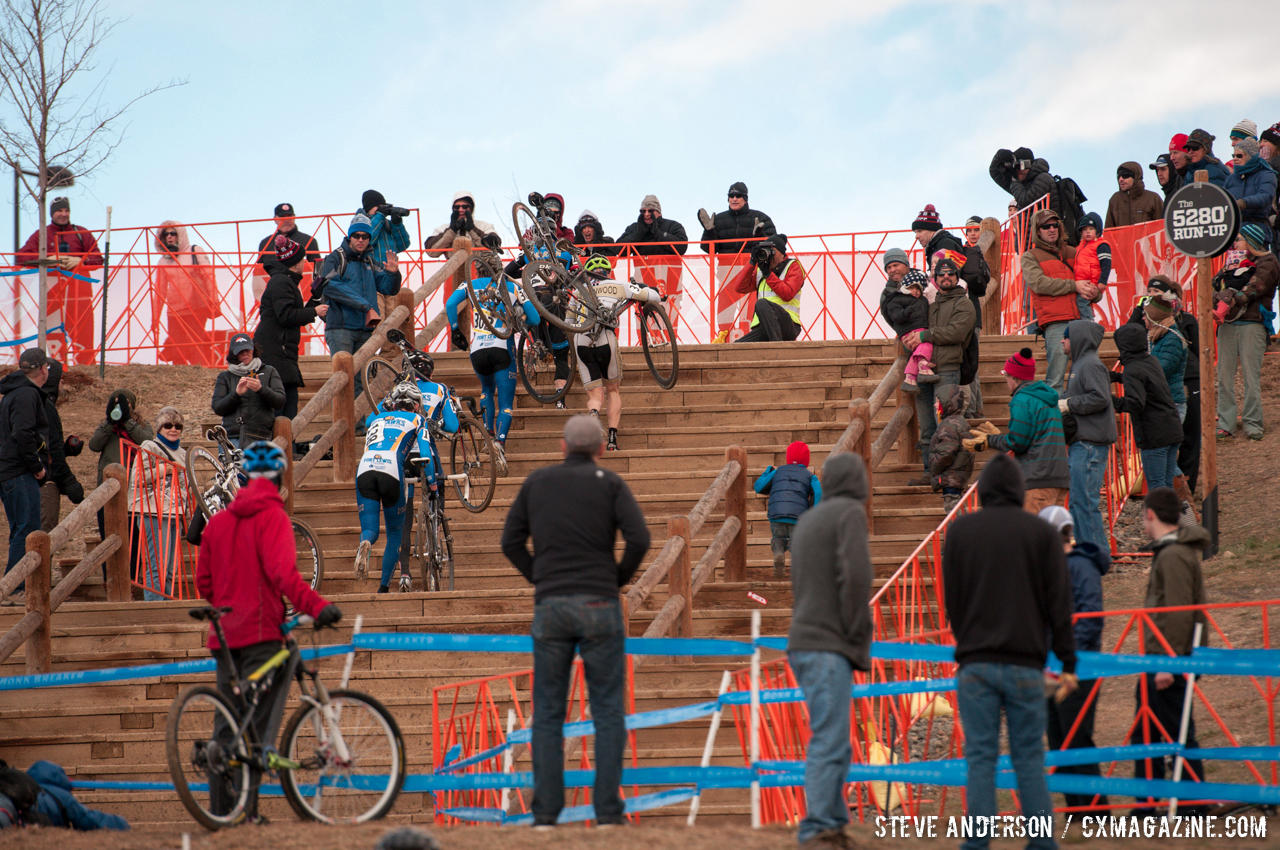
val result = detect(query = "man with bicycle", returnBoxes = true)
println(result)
[575,256,665,453]
[195,441,341,823]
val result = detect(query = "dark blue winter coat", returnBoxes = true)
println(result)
[1066,542,1111,653]
[28,761,129,831]
[754,463,822,523]
[317,239,403,331]
[1224,156,1278,226]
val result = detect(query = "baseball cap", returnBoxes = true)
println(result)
[1038,505,1073,535]
[274,203,295,217]
[18,347,47,372]
[227,333,254,355]
[1149,153,1173,170]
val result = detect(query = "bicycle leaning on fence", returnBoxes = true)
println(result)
[185,426,325,590]
[166,606,406,829]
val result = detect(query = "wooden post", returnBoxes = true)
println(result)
[274,416,295,515]
[849,399,874,532]
[723,445,748,583]
[396,288,416,341]
[102,463,131,603]
[24,530,51,674]
[667,516,693,638]
[1194,170,1218,555]
[332,352,358,482]
[451,237,473,350]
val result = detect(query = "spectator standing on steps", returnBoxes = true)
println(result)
[786,451,872,849]
[88,389,152,550]
[1105,161,1164,228]
[131,407,188,601]
[1059,320,1116,554]
[254,235,327,422]
[500,416,651,829]
[1180,130,1230,189]
[1148,153,1182,203]
[928,384,975,515]
[0,348,51,597]
[1214,225,1278,441]
[943,453,1078,850]
[1225,138,1278,232]
[753,440,822,578]
[38,359,84,546]
[211,334,286,448]
[1110,324,1182,492]
[697,181,776,256]
[1022,209,1086,395]
[730,235,806,343]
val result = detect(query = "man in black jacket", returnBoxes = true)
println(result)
[1110,324,1183,492]
[501,416,650,829]
[0,348,52,595]
[943,454,1078,848]
[254,203,321,300]
[38,360,84,543]
[616,195,688,256]
[698,181,776,256]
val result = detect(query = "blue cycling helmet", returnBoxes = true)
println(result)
[242,440,287,477]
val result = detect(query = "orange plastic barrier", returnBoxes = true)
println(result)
[122,442,199,600]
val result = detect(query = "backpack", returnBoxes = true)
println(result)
[1053,176,1087,244]
[958,330,980,387]
[310,249,347,304]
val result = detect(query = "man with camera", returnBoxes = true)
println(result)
[359,190,411,318]
[990,147,1059,218]
[424,191,501,257]
[729,234,804,343]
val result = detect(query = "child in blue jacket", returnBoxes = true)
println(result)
[754,440,822,577]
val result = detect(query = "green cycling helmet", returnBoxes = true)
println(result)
[583,255,613,277]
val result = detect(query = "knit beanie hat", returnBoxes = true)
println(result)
[1144,298,1175,323]
[1263,123,1280,147]
[912,204,943,232]
[348,212,373,237]
[1240,222,1271,252]
[1187,129,1215,154]
[1169,133,1189,152]
[1238,138,1260,161]
[932,257,960,279]
[1002,347,1036,382]
[273,234,305,266]
[1013,147,1034,163]
[362,190,386,211]
[728,181,748,198]
[882,247,910,269]
[785,441,810,466]
[900,269,929,293]
[639,194,662,214]
[1230,119,1258,141]
[965,215,983,227]
[50,196,70,213]
[1147,275,1182,299]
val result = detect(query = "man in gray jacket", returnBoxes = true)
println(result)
[1059,320,1116,553]
[787,452,873,847]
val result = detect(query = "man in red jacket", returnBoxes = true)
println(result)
[730,234,805,342]
[16,197,103,366]
[195,440,340,821]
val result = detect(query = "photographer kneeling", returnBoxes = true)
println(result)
[730,234,805,343]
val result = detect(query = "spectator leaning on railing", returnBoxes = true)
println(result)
[573,210,616,257]
[129,407,187,601]
[616,195,688,256]
[423,191,501,257]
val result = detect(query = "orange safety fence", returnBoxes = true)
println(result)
[121,441,200,600]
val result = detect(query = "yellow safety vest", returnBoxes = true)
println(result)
[750,259,802,328]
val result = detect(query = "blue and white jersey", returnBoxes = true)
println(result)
[357,410,433,482]
[445,277,541,356]
[414,380,459,434]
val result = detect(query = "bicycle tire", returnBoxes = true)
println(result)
[361,356,403,420]
[520,261,598,333]
[434,505,454,592]
[516,332,574,405]
[412,506,434,592]
[186,446,232,519]
[512,202,555,260]
[292,519,325,591]
[425,503,443,592]
[464,275,514,341]
[166,685,252,831]
[639,302,680,390]
[449,415,496,513]
[279,688,406,824]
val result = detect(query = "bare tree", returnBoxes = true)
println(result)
[0,0,183,347]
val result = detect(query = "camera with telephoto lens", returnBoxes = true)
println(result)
[751,242,773,267]
[378,204,411,218]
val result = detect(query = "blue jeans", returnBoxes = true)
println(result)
[915,369,960,470]
[788,650,854,844]
[0,474,41,586]
[1068,441,1109,553]
[1140,444,1179,492]
[325,326,374,398]
[957,662,1056,850]
[1042,322,1068,397]
[141,514,179,601]
[531,594,627,825]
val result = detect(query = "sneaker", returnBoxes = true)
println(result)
[607,430,619,452]
[493,442,508,477]
[354,540,372,581]
[1248,431,1264,441]
[943,494,962,514]
[1217,429,1233,440]
[917,368,941,384]
[377,585,389,594]
[554,400,566,410]
[399,574,412,593]
[0,592,24,607]
[773,552,786,578]
[1179,500,1197,529]
[589,409,600,419]
[901,376,919,394]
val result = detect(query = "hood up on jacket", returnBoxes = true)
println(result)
[545,192,567,226]
[977,452,1025,508]
[0,369,35,395]
[453,189,476,207]
[937,383,965,418]
[1066,318,1105,360]
[820,451,868,502]
[1114,322,1148,360]
[1030,209,1067,253]
[26,760,72,792]
[1120,161,1149,199]
[229,475,284,517]
[39,358,63,403]
[1072,540,1113,577]
[154,219,193,255]
[106,388,138,415]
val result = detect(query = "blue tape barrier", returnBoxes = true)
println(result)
[719,677,956,706]
[441,787,698,826]
[0,324,64,350]
[0,267,98,283]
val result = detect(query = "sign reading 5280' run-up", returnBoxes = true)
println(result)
[1164,181,1240,259]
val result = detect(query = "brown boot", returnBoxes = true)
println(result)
[1172,474,1199,523]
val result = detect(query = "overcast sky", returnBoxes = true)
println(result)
[5,0,1278,254]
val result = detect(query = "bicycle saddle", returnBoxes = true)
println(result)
[189,606,234,621]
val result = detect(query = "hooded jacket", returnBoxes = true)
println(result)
[28,760,129,831]
[573,210,617,257]
[542,193,575,242]
[316,238,403,330]
[1104,163,1165,228]
[1063,319,1117,445]
[1224,154,1279,225]
[196,478,329,649]
[424,190,500,257]
[786,452,873,670]
[698,202,778,256]
[878,278,929,337]
[989,154,1059,215]
[987,379,1070,489]
[39,361,83,502]
[942,453,1077,673]
[918,283,976,372]
[1066,541,1111,653]
[254,258,320,387]
[88,389,152,485]
[1071,212,1111,289]
[617,196,689,256]
[153,221,219,319]
[928,384,975,491]
[211,357,286,444]
[1143,525,1210,656]
[1111,323,1182,449]
[1021,209,1080,326]
[359,205,411,265]
[0,369,49,483]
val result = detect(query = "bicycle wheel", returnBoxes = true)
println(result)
[512,202,554,260]
[279,689,406,824]
[516,332,574,405]
[166,685,252,831]
[186,447,232,519]
[465,276,514,341]
[520,262,598,333]
[411,505,433,592]
[449,416,496,513]
[639,302,680,390]
[361,356,403,419]
[424,506,443,592]
[292,519,325,591]
[433,506,454,592]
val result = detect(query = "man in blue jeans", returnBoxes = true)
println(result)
[501,416,650,828]
[0,348,52,600]
[787,452,873,847]
[1058,320,1116,553]
[942,454,1079,850]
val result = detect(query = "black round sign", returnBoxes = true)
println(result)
[1164,181,1240,259]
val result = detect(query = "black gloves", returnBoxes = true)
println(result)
[481,232,502,250]
[451,328,469,350]
[185,511,207,546]
[107,395,130,424]
[65,479,85,505]
[450,212,474,234]
[993,149,1015,171]
[316,603,343,629]
[64,435,83,457]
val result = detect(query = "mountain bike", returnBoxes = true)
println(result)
[185,426,324,591]
[362,329,497,512]
[166,607,405,829]
[408,458,454,592]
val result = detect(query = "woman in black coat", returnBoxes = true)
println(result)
[253,235,327,419]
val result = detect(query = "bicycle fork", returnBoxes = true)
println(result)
[305,679,354,766]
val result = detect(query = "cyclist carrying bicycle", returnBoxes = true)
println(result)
[574,255,665,452]
[194,440,342,823]
[505,219,578,409]
[357,382,454,592]
[445,261,540,470]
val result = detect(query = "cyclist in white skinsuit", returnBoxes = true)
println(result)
[573,255,663,452]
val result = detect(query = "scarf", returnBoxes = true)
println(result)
[1147,315,1177,346]
[155,433,181,453]
[227,357,262,377]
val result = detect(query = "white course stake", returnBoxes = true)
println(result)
[687,670,732,826]
[340,614,363,691]
[501,708,516,814]
[750,609,761,828]
[1168,622,1204,819]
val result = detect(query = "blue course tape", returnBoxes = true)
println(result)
[719,678,956,706]
[1047,649,1280,679]
[0,267,97,283]
[752,639,958,661]
[446,787,699,826]
[0,324,64,349]
[508,700,722,746]
[354,632,533,653]
[625,637,754,656]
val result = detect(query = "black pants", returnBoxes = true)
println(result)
[738,299,800,343]
[1178,387,1201,492]
[1128,672,1203,803]
[282,384,300,421]
[211,640,293,818]
[1046,679,1109,812]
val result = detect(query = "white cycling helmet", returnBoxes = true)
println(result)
[388,382,422,411]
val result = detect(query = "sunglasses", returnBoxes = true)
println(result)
[160,422,184,431]
[1183,143,1203,151]
[452,204,472,212]
[935,270,957,278]
[640,209,657,215]
[1232,152,1246,159]
[543,202,562,212]
[1039,223,1060,230]
[160,231,177,238]
[728,193,745,199]
[350,233,371,240]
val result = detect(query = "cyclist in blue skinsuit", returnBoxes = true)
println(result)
[446,268,540,475]
[505,246,577,408]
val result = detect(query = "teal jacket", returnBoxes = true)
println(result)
[987,380,1069,489]
[1150,327,1187,405]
